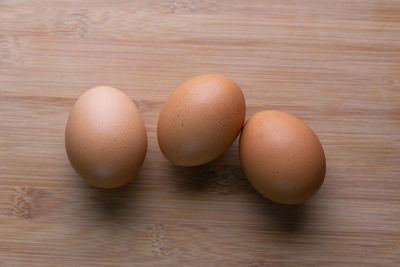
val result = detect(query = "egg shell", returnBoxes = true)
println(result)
[65,86,147,189]
[157,74,246,166]
[239,110,326,204]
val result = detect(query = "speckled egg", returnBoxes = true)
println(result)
[157,74,246,166]
[65,86,147,189]
[239,110,326,204]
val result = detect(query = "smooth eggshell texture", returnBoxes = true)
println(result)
[239,110,326,204]
[65,86,147,189]
[157,74,246,166]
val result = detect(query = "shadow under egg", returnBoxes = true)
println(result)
[169,140,252,195]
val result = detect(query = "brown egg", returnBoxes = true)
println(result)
[239,110,325,204]
[65,86,147,189]
[157,74,246,166]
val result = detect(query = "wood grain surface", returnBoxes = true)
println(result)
[1,0,400,266]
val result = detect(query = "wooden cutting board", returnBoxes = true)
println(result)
[1,0,399,266]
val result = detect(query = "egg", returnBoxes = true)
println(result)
[239,110,326,204]
[65,86,147,189]
[157,74,246,166]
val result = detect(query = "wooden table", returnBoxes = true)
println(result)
[1,1,399,266]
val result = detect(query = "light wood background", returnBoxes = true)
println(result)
[1,0,399,266]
